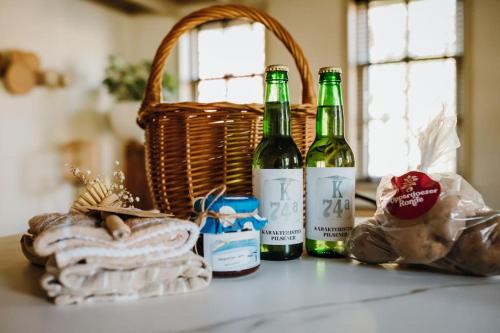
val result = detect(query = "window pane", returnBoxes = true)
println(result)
[197,79,226,103]
[408,58,457,172]
[408,59,456,131]
[363,0,459,178]
[408,0,457,57]
[368,1,407,62]
[367,63,407,120]
[366,63,408,177]
[225,22,265,76]
[367,119,409,177]
[198,23,226,79]
[196,21,265,103]
[366,59,457,177]
[227,76,263,104]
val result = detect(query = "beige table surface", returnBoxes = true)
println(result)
[1,233,500,333]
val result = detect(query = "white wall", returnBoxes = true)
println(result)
[265,0,348,103]
[265,0,353,145]
[265,0,361,184]
[0,0,176,236]
[122,15,179,82]
[466,0,500,208]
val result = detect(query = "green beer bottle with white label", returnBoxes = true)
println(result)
[252,65,303,261]
[306,67,355,258]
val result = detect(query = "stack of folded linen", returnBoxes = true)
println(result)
[21,212,211,305]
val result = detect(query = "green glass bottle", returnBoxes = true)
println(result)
[306,67,355,258]
[252,65,303,261]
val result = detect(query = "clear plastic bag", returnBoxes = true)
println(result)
[347,110,500,276]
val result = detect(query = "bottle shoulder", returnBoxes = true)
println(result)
[252,137,303,169]
[306,137,355,167]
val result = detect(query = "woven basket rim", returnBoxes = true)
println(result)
[137,101,316,128]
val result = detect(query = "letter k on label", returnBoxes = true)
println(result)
[280,181,291,201]
[332,180,343,198]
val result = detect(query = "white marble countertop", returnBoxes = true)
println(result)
[1,234,499,333]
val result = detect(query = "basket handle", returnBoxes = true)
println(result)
[141,4,316,112]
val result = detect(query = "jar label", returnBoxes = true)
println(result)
[386,171,441,219]
[306,167,355,241]
[203,230,260,272]
[252,169,304,245]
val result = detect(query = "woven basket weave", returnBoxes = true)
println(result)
[138,4,317,218]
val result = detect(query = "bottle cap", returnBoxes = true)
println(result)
[319,67,342,74]
[266,64,289,73]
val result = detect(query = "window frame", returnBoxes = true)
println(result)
[354,0,464,182]
[180,19,266,103]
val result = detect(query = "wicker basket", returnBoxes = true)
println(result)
[138,4,317,218]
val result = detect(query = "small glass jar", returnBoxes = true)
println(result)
[193,194,267,277]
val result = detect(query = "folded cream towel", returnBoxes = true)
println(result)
[28,213,99,235]
[41,252,211,305]
[28,213,199,269]
[20,234,46,266]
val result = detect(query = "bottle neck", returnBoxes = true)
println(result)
[316,77,344,138]
[263,73,291,138]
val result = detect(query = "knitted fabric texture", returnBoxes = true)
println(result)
[40,252,211,305]
[22,212,211,304]
[28,213,199,268]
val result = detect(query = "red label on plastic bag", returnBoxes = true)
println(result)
[386,171,441,219]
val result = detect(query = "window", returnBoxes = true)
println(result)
[180,20,265,104]
[355,0,463,178]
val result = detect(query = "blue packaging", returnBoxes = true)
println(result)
[193,194,267,274]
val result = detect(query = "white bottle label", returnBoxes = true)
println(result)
[306,167,355,241]
[252,169,304,245]
[203,231,260,272]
